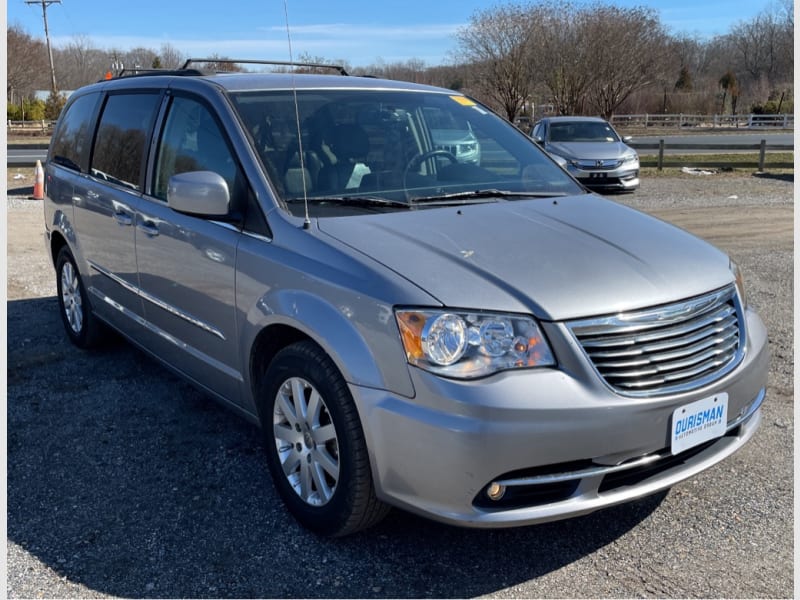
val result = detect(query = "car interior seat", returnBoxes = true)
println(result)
[317,124,371,193]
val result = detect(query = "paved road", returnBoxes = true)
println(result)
[7,146,48,166]
[6,174,793,598]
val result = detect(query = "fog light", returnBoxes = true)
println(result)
[486,482,506,501]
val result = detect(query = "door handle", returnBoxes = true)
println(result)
[138,221,160,237]
[113,212,133,226]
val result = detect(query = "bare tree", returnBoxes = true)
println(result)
[456,3,539,120]
[53,35,110,89]
[7,24,50,102]
[123,47,159,73]
[532,2,599,115]
[729,3,793,87]
[718,70,740,114]
[583,5,670,118]
[158,43,185,69]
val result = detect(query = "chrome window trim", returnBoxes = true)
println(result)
[87,259,226,340]
[88,287,242,382]
[241,230,273,243]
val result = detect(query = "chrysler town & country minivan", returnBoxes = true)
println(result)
[43,61,768,536]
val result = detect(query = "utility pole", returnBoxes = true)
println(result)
[26,0,61,94]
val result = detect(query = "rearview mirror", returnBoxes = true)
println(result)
[167,171,230,217]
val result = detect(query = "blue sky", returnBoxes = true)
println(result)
[6,0,776,67]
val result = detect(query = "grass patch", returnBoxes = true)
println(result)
[7,135,51,146]
[639,151,793,171]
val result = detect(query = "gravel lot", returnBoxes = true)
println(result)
[6,173,794,598]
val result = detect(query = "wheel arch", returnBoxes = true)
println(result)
[244,289,415,412]
[49,229,69,267]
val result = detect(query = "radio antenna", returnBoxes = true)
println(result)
[283,0,311,229]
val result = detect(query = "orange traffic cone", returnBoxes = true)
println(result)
[32,160,44,200]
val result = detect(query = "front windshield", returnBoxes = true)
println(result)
[231,89,582,217]
[549,121,619,143]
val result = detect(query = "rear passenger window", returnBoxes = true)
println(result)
[90,93,161,190]
[50,92,100,172]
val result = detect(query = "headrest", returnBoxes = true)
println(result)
[331,124,369,160]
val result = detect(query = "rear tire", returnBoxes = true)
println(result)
[257,340,389,536]
[55,246,106,349]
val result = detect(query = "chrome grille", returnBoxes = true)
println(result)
[575,159,621,170]
[568,286,744,396]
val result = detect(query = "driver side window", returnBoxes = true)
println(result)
[154,96,239,202]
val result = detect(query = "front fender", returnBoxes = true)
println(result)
[242,287,416,400]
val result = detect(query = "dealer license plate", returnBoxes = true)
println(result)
[671,393,728,455]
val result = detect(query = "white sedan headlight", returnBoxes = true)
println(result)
[395,309,555,378]
[621,152,639,164]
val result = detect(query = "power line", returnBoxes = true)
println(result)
[25,0,62,94]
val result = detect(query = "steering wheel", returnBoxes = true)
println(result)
[405,150,458,174]
[403,150,459,200]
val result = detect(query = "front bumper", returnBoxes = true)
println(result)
[351,309,768,528]
[568,164,640,191]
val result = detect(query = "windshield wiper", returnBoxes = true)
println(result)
[285,195,412,209]
[408,189,569,204]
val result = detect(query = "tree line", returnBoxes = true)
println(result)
[7,0,793,122]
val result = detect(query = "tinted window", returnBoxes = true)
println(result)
[154,96,241,202]
[549,121,619,143]
[90,93,161,190]
[50,92,100,172]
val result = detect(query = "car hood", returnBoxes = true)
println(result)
[316,195,732,321]
[547,141,632,160]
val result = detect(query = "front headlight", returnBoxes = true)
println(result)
[730,260,748,308]
[621,153,638,164]
[395,309,555,378]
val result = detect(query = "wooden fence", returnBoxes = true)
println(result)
[611,113,794,129]
[7,120,55,135]
[628,139,794,170]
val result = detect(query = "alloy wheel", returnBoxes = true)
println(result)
[272,376,340,506]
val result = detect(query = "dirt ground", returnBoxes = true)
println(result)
[5,174,795,598]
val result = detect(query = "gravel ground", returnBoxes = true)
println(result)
[6,173,794,598]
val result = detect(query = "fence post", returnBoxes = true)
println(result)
[644,114,648,128]
[658,139,665,171]
[758,139,766,172]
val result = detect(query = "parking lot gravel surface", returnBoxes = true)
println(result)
[6,173,793,598]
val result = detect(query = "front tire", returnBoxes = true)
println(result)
[257,341,389,536]
[55,246,105,349]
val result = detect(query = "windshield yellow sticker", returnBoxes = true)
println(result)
[450,96,476,106]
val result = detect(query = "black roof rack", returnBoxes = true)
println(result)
[97,59,349,83]
[181,58,349,76]
[98,67,207,82]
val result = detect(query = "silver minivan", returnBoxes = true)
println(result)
[44,63,768,536]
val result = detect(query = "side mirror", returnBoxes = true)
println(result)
[167,171,230,217]
[533,135,544,145]
[622,135,633,143]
